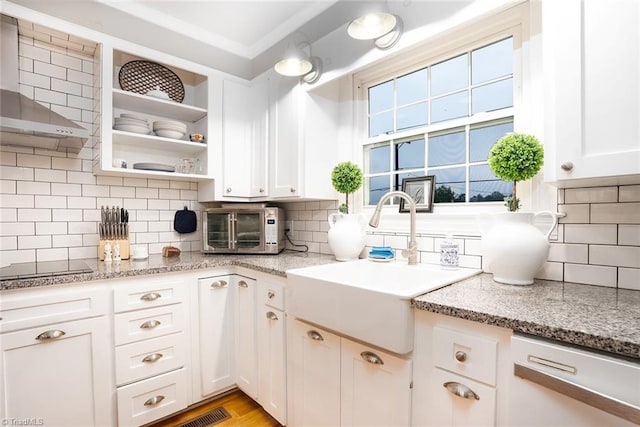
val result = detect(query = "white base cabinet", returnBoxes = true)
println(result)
[0,284,114,426]
[234,275,258,399]
[287,317,413,427]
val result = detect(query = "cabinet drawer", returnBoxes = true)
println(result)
[259,279,285,310]
[116,368,188,427]
[113,275,189,313]
[114,304,185,345]
[433,326,498,386]
[0,284,108,333]
[429,367,496,426]
[115,332,187,386]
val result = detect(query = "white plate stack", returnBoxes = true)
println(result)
[153,120,186,139]
[113,114,150,134]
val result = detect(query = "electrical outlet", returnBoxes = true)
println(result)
[285,220,294,232]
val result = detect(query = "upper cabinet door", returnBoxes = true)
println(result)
[543,0,640,186]
[269,73,301,198]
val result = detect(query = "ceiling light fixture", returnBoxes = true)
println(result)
[274,41,322,84]
[347,11,403,50]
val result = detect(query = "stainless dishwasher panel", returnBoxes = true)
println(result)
[510,334,640,426]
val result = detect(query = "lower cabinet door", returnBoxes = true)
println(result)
[257,305,287,425]
[116,368,188,427]
[427,368,496,427]
[0,316,113,426]
[287,318,341,427]
[340,338,413,427]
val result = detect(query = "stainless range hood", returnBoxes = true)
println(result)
[0,15,89,153]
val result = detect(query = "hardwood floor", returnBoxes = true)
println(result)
[147,389,282,427]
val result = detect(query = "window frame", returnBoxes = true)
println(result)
[350,8,537,235]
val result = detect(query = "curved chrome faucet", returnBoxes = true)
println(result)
[368,190,418,265]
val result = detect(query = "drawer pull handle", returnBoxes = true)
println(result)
[455,351,467,362]
[140,320,161,329]
[560,161,574,171]
[307,330,324,341]
[443,381,480,400]
[267,290,275,299]
[35,330,66,341]
[144,395,165,407]
[140,292,161,301]
[360,351,384,365]
[238,280,249,288]
[266,311,279,321]
[142,353,163,363]
[211,280,228,288]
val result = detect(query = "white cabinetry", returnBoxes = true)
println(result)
[257,278,288,425]
[195,274,236,398]
[235,275,258,398]
[0,284,114,426]
[96,42,214,181]
[543,0,640,186]
[219,79,268,198]
[113,274,189,426]
[287,318,412,427]
[412,310,511,427]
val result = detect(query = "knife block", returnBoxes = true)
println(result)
[99,239,130,261]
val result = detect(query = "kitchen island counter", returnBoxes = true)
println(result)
[413,273,640,360]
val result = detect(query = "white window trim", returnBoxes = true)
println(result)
[349,2,550,236]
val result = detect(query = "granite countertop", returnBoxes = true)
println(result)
[0,251,337,291]
[413,273,640,360]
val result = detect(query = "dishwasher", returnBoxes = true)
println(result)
[509,334,640,426]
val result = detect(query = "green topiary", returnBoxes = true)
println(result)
[331,161,363,214]
[488,133,544,211]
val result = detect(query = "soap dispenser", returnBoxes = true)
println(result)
[440,233,459,270]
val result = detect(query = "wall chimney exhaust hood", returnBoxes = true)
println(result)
[0,14,89,153]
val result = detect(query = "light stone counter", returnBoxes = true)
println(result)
[0,251,337,291]
[413,273,640,360]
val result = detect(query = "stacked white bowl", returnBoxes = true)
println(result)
[153,120,186,139]
[113,114,150,134]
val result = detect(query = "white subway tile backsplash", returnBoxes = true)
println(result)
[36,222,67,235]
[67,69,93,85]
[0,209,17,222]
[18,208,51,222]
[52,234,83,248]
[0,166,34,181]
[548,243,588,264]
[35,168,65,182]
[1,194,34,208]
[591,203,640,224]
[0,152,17,166]
[159,189,180,199]
[51,51,82,70]
[0,222,34,236]
[52,209,83,222]
[34,87,66,105]
[618,268,640,290]
[52,157,82,171]
[67,94,92,110]
[33,60,66,79]
[564,224,617,244]
[50,104,82,121]
[20,70,49,89]
[148,179,171,189]
[536,261,564,281]
[136,232,160,244]
[18,235,51,249]
[589,245,640,268]
[619,225,640,246]
[0,236,17,251]
[558,204,589,223]
[619,185,640,202]
[36,248,68,262]
[170,181,191,190]
[123,177,147,187]
[51,183,81,197]
[564,263,617,287]
[136,187,159,199]
[16,181,50,195]
[17,153,51,169]
[20,43,50,62]
[123,198,147,210]
[180,190,198,200]
[51,77,82,96]
[110,186,135,198]
[564,187,618,204]
[68,221,95,234]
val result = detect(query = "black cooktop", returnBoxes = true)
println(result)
[0,260,94,281]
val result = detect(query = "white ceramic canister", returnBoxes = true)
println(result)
[327,213,367,261]
[480,211,557,285]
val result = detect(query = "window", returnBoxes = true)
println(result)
[362,37,515,206]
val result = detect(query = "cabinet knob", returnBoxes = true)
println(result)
[140,319,161,329]
[238,280,249,288]
[560,161,574,171]
[360,351,384,365]
[307,330,324,341]
[144,395,165,406]
[35,330,66,341]
[142,353,163,363]
[290,187,296,193]
[211,280,228,288]
[266,311,279,321]
[140,292,161,301]
[226,187,232,193]
[267,290,275,299]
[455,351,467,362]
[260,188,265,193]
[443,381,480,400]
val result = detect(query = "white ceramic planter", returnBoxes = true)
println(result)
[480,211,557,285]
[327,213,367,261]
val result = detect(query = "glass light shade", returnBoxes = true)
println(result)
[347,11,397,40]
[274,56,313,77]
